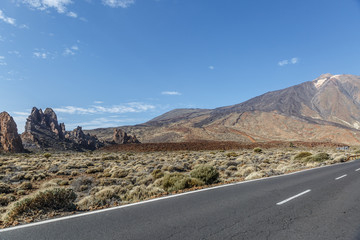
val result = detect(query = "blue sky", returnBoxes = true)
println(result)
[1,0,360,132]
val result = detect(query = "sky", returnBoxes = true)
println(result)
[1,0,360,132]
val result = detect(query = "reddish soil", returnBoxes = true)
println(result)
[101,141,347,152]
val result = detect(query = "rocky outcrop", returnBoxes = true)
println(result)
[66,126,104,150]
[22,107,103,151]
[0,112,24,153]
[113,129,140,144]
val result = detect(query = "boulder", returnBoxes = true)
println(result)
[0,112,24,153]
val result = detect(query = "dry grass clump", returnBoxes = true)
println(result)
[303,153,330,162]
[3,188,76,224]
[294,152,312,160]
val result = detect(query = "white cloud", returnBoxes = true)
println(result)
[8,50,21,57]
[161,91,182,96]
[291,57,298,64]
[94,101,104,104]
[63,45,79,56]
[23,0,77,17]
[54,102,155,114]
[208,65,214,70]
[67,11,77,18]
[0,56,7,66]
[102,0,135,8]
[33,50,49,59]
[278,57,299,67]
[19,24,30,29]
[0,10,16,26]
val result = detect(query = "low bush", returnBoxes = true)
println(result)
[253,148,262,153]
[151,169,164,180]
[226,152,239,158]
[0,183,11,194]
[4,188,76,223]
[18,182,33,190]
[304,153,330,162]
[190,165,219,185]
[294,152,312,160]
[162,173,204,192]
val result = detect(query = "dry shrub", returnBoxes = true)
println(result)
[151,169,164,180]
[294,152,312,160]
[304,153,329,162]
[18,182,33,190]
[253,148,262,153]
[77,187,121,210]
[0,183,12,194]
[190,165,219,185]
[4,188,76,223]
[71,176,94,192]
[162,173,203,192]
[85,166,104,174]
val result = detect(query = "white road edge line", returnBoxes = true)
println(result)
[0,159,358,233]
[335,174,347,180]
[355,168,360,172]
[276,189,311,205]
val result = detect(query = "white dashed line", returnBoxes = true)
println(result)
[355,168,360,172]
[335,174,347,180]
[276,189,311,206]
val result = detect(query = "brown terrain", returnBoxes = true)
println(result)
[87,74,360,145]
[102,141,346,152]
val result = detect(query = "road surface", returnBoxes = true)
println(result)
[2,160,360,240]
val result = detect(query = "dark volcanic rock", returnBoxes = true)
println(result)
[21,107,103,151]
[0,112,24,153]
[66,126,104,150]
[113,129,140,144]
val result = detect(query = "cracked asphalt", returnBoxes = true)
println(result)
[2,159,360,240]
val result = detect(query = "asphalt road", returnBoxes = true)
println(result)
[2,160,360,240]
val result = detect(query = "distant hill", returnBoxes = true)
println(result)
[86,74,360,145]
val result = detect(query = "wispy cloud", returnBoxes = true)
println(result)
[8,50,21,57]
[208,65,214,70]
[278,57,299,67]
[23,0,77,17]
[102,0,135,8]
[63,45,79,56]
[54,102,155,114]
[67,117,139,130]
[67,11,77,18]
[0,56,7,66]
[94,101,104,104]
[0,10,16,26]
[161,91,182,96]
[33,49,51,59]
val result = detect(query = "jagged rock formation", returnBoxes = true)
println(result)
[87,74,360,145]
[21,107,103,151]
[66,126,104,150]
[0,112,24,153]
[113,128,140,144]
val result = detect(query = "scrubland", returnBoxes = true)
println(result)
[0,146,353,228]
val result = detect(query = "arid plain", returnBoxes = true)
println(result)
[0,142,353,228]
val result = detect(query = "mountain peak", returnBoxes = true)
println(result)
[313,73,335,89]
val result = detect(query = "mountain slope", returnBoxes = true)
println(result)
[87,74,360,145]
